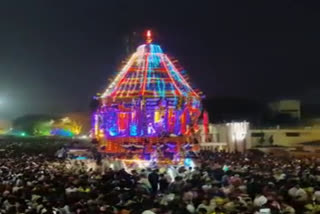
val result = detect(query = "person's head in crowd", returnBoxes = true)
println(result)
[1,149,320,213]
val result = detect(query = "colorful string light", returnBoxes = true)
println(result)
[93,31,202,152]
[101,43,196,98]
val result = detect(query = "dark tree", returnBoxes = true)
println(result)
[13,115,57,135]
[259,136,265,145]
[269,135,274,145]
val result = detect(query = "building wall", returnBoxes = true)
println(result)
[199,122,251,152]
[226,122,250,153]
[251,128,320,147]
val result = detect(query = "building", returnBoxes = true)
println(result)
[250,127,320,147]
[200,122,320,154]
[199,122,251,153]
[268,99,301,120]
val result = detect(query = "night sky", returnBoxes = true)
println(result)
[0,1,319,119]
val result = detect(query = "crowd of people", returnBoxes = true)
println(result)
[1,149,320,214]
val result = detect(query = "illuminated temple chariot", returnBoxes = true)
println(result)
[92,31,202,157]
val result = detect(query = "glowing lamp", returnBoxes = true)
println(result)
[130,124,138,136]
[184,158,195,168]
[154,111,161,123]
[147,123,156,135]
[227,122,249,141]
[146,30,152,43]
[109,127,118,136]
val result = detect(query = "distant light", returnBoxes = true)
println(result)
[227,122,249,141]
[79,135,88,139]
[21,132,26,137]
[61,117,70,123]
[146,30,152,43]
[184,158,195,168]
[76,156,87,160]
